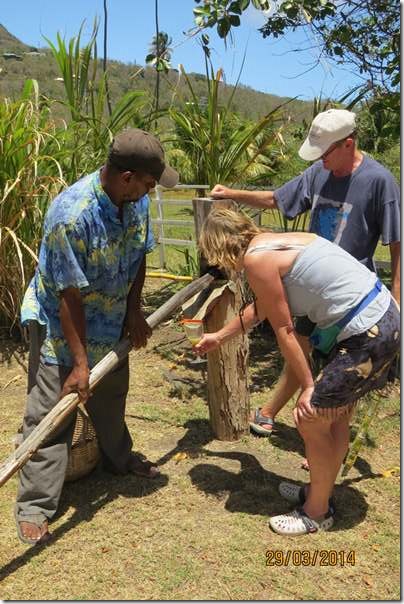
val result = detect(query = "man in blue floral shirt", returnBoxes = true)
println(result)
[16,129,179,545]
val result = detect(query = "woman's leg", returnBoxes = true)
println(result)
[294,407,351,518]
[253,335,311,429]
[295,411,335,517]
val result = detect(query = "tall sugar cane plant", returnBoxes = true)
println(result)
[0,80,65,330]
[0,24,154,332]
[45,22,153,182]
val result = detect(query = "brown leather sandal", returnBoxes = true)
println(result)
[15,507,51,546]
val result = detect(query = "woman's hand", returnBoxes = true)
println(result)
[194,333,222,355]
[294,386,316,422]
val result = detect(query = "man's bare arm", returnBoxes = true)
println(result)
[124,256,152,349]
[390,241,400,306]
[59,287,90,401]
[210,184,277,210]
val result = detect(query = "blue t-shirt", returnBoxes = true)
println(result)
[274,154,400,271]
[21,170,155,368]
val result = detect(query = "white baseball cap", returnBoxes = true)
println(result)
[298,109,357,161]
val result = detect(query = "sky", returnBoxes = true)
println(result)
[1,0,364,101]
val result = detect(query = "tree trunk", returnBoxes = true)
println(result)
[206,284,250,440]
[192,197,250,440]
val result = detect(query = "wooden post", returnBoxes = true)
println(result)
[192,197,250,440]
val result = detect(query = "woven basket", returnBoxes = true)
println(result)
[65,405,100,482]
[14,405,100,482]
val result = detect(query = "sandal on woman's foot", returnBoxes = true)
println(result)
[250,408,275,436]
[269,506,334,535]
[15,508,51,546]
[278,482,336,514]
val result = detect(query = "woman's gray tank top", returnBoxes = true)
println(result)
[245,237,390,341]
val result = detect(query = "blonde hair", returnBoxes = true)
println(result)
[199,208,261,270]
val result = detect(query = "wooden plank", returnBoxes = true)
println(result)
[151,219,194,227]
[375,260,390,270]
[171,184,209,190]
[153,200,193,206]
[157,238,196,246]
[0,272,216,488]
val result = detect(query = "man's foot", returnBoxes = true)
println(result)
[15,510,51,546]
[127,452,160,478]
[249,408,275,436]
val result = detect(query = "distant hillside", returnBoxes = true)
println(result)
[0,24,34,53]
[0,24,313,124]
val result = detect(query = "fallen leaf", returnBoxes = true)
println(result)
[381,466,400,478]
[173,452,188,464]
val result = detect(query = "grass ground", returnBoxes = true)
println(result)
[0,277,400,601]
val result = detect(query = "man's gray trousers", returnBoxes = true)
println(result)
[16,322,133,524]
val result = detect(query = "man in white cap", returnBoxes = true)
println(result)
[15,129,179,545]
[210,109,400,436]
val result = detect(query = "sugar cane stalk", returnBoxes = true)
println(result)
[341,391,382,477]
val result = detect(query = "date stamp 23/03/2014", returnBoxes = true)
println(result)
[266,550,356,567]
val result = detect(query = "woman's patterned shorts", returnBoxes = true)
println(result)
[311,300,400,410]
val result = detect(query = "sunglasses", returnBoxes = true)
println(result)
[321,141,342,159]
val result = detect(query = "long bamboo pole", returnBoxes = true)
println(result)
[0,272,215,488]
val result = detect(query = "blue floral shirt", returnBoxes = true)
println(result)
[21,170,155,367]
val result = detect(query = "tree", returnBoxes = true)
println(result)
[146,31,173,72]
[168,36,290,187]
[194,0,270,38]
[146,0,173,120]
[193,0,399,96]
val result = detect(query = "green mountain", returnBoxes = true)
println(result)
[0,24,313,123]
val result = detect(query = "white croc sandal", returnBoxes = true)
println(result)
[269,507,334,535]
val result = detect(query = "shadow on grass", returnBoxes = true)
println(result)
[157,418,370,532]
[0,469,168,582]
[144,280,183,316]
[263,420,306,458]
[188,452,369,531]
[248,324,283,392]
[157,418,214,465]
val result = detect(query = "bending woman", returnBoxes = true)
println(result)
[195,208,400,535]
